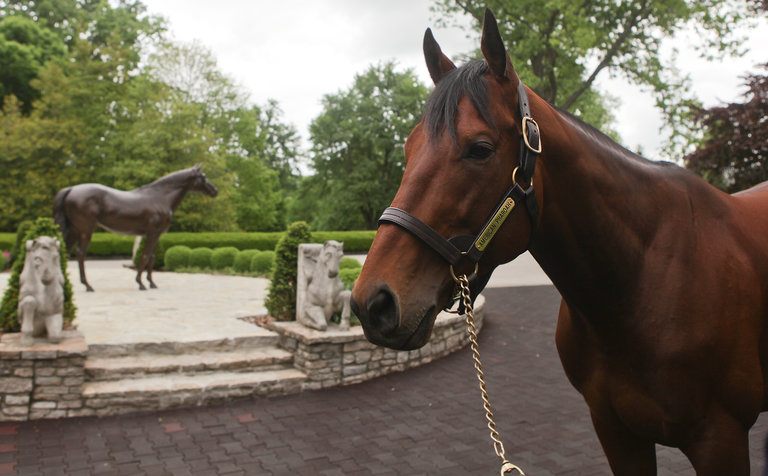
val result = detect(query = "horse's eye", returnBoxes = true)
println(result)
[464,142,495,161]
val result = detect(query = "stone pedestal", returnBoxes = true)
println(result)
[0,331,87,421]
[263,295,485,390]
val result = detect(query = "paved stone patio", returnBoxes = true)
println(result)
[1,286,766,475]
[0,261,273,348]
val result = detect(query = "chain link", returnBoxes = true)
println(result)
[455,273,525,476]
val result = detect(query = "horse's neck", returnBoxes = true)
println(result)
[146,180,191,211]
[167,186,190,211]
[528,103,679,316]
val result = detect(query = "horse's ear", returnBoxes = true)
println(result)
[194,163,202,171]
[26,240,33,251]
[423,28,456,85]
[481,9,514,79]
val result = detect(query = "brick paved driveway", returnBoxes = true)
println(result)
[1,286,766,475]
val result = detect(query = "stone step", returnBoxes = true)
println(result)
[79,367,306,416]
[87,334,279,358]
[85,347,294,381]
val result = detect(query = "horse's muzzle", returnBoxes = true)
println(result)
[352,287,435,350]
[352,287,400,345]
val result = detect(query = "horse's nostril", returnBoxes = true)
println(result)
[367,288,399,335]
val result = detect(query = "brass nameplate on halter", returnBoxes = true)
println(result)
[474,198,516,251]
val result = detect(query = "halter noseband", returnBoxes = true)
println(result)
[378,81,541,276]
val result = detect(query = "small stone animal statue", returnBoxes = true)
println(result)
[18,236,65,344]
[296,241,352,331]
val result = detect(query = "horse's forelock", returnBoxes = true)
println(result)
[423,59,496,143]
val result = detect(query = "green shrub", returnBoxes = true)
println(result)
[89,233,135,256]
[1,250,10,271]
[311,231,375,253]
[132,237,165,269]
[211,247,239,270]
[339,268,361,290]
[159,232,284,252]
[164,246,192,271]
[265,222,311,320]
[251,250,275,276]
[0,233,13,253]
[188,247,213,269]
[0,218,77,332]
[233,250,259,273]
[10,220,33,266]
[340,257,362,270]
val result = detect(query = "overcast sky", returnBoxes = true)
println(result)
[141,0,768,162]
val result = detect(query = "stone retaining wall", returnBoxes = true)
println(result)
[0,331,87,421]
[263,295,485,390]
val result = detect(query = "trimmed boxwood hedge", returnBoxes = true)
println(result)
[188,247,213,269]
[1,230,376,260]
[266,222,312,321]
[339,268,362,290]
[340,257,362,270]
[250,250,275,276]
[233,250,259,273]
[164,246,192,271]
[0,233,16,255]
[211,247,239,270]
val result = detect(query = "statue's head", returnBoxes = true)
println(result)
[321,240,344,278]
[25,237,62,286]
[191,164,219,197]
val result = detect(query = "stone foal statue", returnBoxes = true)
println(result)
[18,237,65,344]
[296,241,352,331]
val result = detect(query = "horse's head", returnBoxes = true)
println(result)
[320,240,344,278]
[351,10,539,350]
[191,164,219,197]
[25,237,62,286]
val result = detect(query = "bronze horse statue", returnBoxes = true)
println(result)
[53,165,218,291]
[352,10,768,474]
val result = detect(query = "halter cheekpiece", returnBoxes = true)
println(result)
[378,80,541,274]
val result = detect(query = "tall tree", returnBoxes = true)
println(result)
[432,0,756,150]
[683,70,768,193]
[305,62,428,230]
[0,15,65,112]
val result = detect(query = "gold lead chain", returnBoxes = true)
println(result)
[455,273,525,476]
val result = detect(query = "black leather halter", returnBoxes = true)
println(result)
[378,80,541,275]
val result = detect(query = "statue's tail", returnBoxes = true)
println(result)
[53,187,73,247]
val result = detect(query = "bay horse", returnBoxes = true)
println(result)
[351,9,768,475]
[53,165,218,291]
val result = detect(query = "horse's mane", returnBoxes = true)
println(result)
[554,107,679,169]
[423,59,680,171]
[137,167,197,191]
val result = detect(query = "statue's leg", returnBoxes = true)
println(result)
[77,232,94,292]
[142,234,160,290]
[45,313,63,343]
[338,290,352,330]
[135,235,151,291]
[303,305,328,331]
[19,296,36,345]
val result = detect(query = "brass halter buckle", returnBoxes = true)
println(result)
[522,116,542,154]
